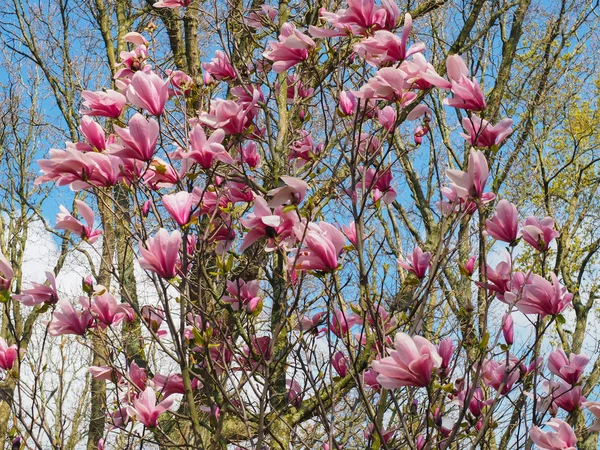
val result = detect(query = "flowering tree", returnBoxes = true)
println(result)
[1,0,600,449]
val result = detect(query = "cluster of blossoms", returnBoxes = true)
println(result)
[0,0,591,447]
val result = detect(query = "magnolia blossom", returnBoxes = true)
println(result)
[502,314,514,345]
[239,197,299,252]
[0,338,18,371]
[263,23,315,73]
[485,199,519,243]
[127,387,173,428]
[55,200,102,244]
[339,91,357,116]
[309,0,399,37]
[86,288,135,328]
[153,0,191,7]
[268,176,308,208]
[291,221,346,272]
[398,247,431,279]
[331,351,348,377]
[202,50,236,81]
[529,419,577,450]
[79,116,107,151]
[446,149,493,200]
[354,15,424,67]
[515,273,572,317]
[354,68,416,105]
[162,191,195,226]
[199,92,260,135]
[583,402,600,432]
[546,381,585,413]
[246,4,278,28]
[138,229,182,279]
[372,332,442,388]
[461,115,513,148]
[547,349,589,385]
[48,299,93,336]
[126,71,169,116]
[13,271,59,306]
[223,279,262,313]
[80,90,126,117]
[0,252,13,291]
[520,216,560,251]
[113,113,159,161]
[481,357,520,394]
[443,55,486,111]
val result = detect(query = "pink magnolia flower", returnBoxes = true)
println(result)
[461,115,513,148]
[138,229,182,279]
[48,299,93,336]
[402,53,449,90]
[461,254,477,276]
[153,373,200,397]
[339,91,357,116]
[291,221,346,272]
[13,271,58,306]
[481,357,520,394]
[112,113,159,161]
[80,90,126,118]
[153,0,190,7]
[162,191,194,226]
[89,366,115,381]
[246,4,278,28]
[126,71,169,116]
[444,55,486,111]
[268,176,308,208]
[288,131,323,167]
[286,379,303,408]
[378,106,397,132]
[328,309,360,338]
[438,338,454,370]
[293,312,322,333]
[546,381,585,413]
[223,279,262,313]
[502,313,514,345]
[309,0,399,37]
[263,23,315,73]
[354,68,416,105]
[55,200,102,244]
[358,168,397,204]
[547,349,589,385]
[342,221,357,247]
[453,385,490,417]
[520,216,560,252]
[127,387,173,428]
[372,332,442,388]
[80,116,107,151]
[239,197,299,252]
[143,158,182,189]
[238,141,261,168]
[362,368,382,390]
[446,149,493,200]
[199,92,260,135]
[354,15,424,67]
[36,148,126,190]
[167,69,194,96]
[529,418,577,450]
[176,126,232,169]
[0,338,18,370]
[141,305,164,333]
[332,351,348,377]
[0,252,13,291]
[398,247,431,279]
[583,402,600,431]
[516,273,572,317]
[364,424,396,444]
[485,199,519,243]
[86,288,134,328]
[202,50,236,82]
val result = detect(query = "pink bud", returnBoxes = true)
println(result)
[438,338,454,369]
[377,106,396,132]
[339,91,357,116]
[502,313,514,345]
